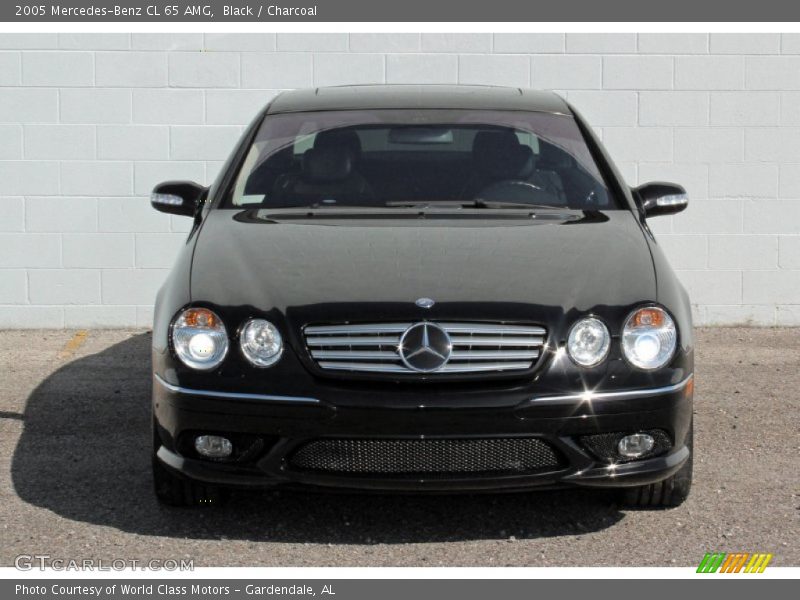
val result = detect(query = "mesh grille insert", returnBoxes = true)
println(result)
[289,437,565,478]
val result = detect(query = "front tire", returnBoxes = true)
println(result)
[620,422,693,508]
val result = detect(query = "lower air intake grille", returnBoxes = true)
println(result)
[289,437,565,478]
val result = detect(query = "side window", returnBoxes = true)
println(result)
[356,129,382,151]
[515,131,540,156]
[293,133,316,156]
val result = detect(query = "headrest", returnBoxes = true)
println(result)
[262,147,293,170]
[303,147,353,182]
[538,141,572,170]
[473,130,521,155]
[243,147,294,194]
[314,129,362,158]
[472,130,534,179]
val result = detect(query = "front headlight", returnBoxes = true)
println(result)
[567,317,611,367]
[239,319,283,367]
[171,307,228,370]
[622,306,677,370]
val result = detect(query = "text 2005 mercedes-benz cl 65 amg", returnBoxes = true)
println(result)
[150,85,694,508]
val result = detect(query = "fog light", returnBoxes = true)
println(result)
[194,435,233,459]
[617,433,655,458]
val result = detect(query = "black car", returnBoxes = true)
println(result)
[150,85,693,508]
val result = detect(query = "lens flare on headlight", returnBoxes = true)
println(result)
[622,306,677,370]
[171,307,228,370]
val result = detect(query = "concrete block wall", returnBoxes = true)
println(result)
[0,32,799,327]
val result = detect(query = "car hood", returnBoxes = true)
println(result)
[190,208,655,330]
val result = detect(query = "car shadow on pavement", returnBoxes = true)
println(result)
[12,333,624,544]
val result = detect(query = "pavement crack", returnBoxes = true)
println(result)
[0,411,24,421]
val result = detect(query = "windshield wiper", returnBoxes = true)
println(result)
[384,200,569,210]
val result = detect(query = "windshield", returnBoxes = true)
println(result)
[226,109,618,210]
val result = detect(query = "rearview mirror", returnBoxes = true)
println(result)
[150,181,206,217]
[633,182,688,218]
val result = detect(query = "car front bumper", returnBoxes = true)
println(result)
[152,374,693,493]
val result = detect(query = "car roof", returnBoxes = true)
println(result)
[266,85,572,116]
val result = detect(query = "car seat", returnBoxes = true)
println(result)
[271,129,374,205]
[462,130,566,205]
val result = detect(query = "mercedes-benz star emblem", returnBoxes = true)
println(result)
[399,323,452,372]
[415,297,435,309]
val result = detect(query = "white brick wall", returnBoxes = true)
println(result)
[0,32,798,327]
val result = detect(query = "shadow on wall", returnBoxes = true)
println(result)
[11,333,624,544]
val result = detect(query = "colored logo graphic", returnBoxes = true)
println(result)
[697,552,773,573]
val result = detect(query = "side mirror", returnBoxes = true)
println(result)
[150,181,206,217]
[633,182,688,218]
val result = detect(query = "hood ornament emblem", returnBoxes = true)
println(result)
[399,323,452,372]
[415,297,435,309]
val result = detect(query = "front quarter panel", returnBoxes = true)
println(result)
[153,105,270,367]
[152,232,196,360]
[647,230,695,358]
[570,100,694,374]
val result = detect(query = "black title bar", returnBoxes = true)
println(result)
[4,0,800,22]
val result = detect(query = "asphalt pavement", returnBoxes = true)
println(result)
[1,328,797,567]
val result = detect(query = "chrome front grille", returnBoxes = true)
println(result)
[304,322,546,374]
